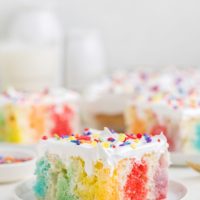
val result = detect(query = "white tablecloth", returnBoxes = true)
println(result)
[0,167,199,200]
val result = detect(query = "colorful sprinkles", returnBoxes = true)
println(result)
[0,156,32,164]
[42,127,158,149]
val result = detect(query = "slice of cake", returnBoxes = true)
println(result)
[83,72,134,132]
[34,128,169,200]
[82,68,181,133]
[0,88,80,143]
[125,89,200,153]
[82,70,158,132]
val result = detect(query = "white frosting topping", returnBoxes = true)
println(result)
[0,88,79,106]
[38,128,168,176]
[84,68,200,115]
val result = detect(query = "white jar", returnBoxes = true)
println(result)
[0,6,63,91]
[65,29,106,91]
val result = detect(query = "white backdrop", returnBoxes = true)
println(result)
[0,0,200,70]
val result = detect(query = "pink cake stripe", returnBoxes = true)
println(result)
[124,159,148,200]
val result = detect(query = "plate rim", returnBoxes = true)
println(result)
[169,179,188,199]
[13,178,188,200]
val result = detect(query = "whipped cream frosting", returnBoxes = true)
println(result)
[0,88,79,105]
[83,68,196,115]
[128,86,200,122]
[39,128,168,176]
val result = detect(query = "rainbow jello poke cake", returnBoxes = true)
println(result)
[0,88,80,143]
[34,128,169,200]
[125,85,200,153]
[83,71,152,132]
[83,68,185,133]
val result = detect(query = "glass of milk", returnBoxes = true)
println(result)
[65,29,106,91]
[0,5,63,91]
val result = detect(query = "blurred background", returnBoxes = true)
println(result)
[0,2,200,199]
[0,0,199,91]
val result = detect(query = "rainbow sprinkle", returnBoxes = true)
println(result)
[0,155,32,164]
[42,127,155,149]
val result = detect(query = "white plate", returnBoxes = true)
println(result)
[168,180,187,199]
[171,152,200,166]
[0,146,37,183]
[0,142,37,150]
[13,179,187,200]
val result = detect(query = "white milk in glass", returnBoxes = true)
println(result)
[0,42,62,91]
[65,30,106,91]
[0,6,63,91]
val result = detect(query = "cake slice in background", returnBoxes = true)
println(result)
[34,128,169,200]
[125,88,200,153]
[82,70,153,132]
[0,88,80,143]
[82,67,186,133]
